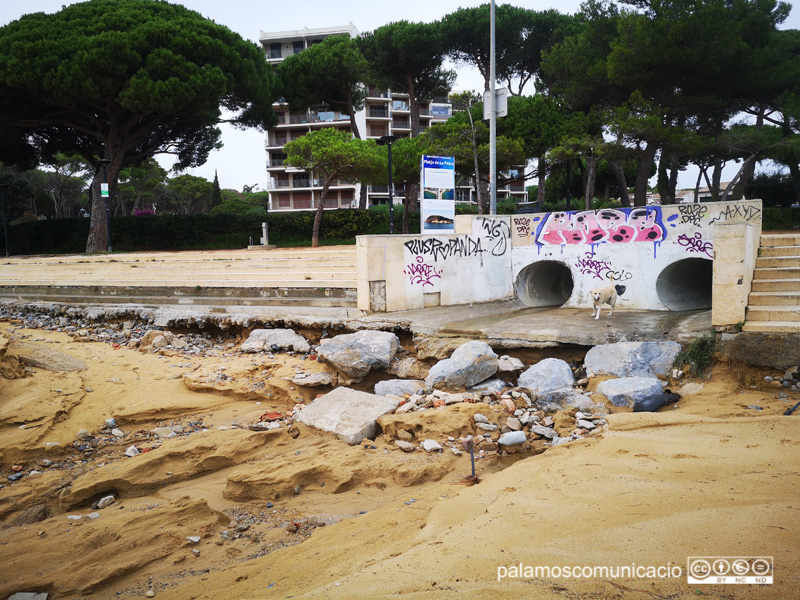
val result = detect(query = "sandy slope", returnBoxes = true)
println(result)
[0,322,798,600]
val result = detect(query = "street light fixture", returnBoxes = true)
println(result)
[98,158,112,253]
[377,135,398,234]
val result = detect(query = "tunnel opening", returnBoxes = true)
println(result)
[516,260,574,307]
[656,258,713,311]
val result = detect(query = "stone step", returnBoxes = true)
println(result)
[0,248,357,264]
[0,277,358,288]
[752,267,800,281]
[760,234,800,248]
[0,270,357,283]
[748,291,800,306]
[759,245,800,258]
[756,256,800,268]
[746,306,800,322]
[751,279,800,292]
[742,320,800,333]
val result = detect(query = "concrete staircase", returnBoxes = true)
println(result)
[0,247,359,308]
[744,233,800,333]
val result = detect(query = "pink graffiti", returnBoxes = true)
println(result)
[536,208,664,246]
[677,232,713,258]
[404,255,442,286]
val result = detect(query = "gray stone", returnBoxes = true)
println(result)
[530,425,557,439]
[124,445,140,457]
[468,378,509,395]
[576,419,596,430]
[294,387,401,445]
[96,495,115,509]
[420,439,443,453]
[374,379,425,398]
[425,341,498,391]
[317,331,400,378]
[584,341,682,378]
[291,371,336,387]
[477,423,498,432]
[506,417,522,431]
[473,413,490,424]
[241,328,310,353]
[111,428,124,438]
[518,358,575,396]
[186,536,201,543]
[498,431,526,446]
[152,427,175,439]
[395,440,416,452]
[8,593,49,600]
[595,377,664,408]
[497,355,525,372]
[76,429,91,441]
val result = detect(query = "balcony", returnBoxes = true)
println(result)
[368,86,390,98]
[368,126,389,138]
[392,119,410,130]
[368,107,389,119]
[392,101,409,112]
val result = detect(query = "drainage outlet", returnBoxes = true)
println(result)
[516,260,574,307]
[656,258,713,311]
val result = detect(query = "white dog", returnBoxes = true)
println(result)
[591,284,626,319]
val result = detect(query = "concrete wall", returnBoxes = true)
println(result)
[357,200,762,324]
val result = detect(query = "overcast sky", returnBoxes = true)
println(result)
[2,1,798,192]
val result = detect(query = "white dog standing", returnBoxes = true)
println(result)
[591,284,626,319]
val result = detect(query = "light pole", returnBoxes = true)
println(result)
[377,135,398,234]
[0,184,9,257]
[98,158,112,252]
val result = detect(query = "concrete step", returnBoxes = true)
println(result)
[0,277,358,288]
[746,306,800,322]
[751,279,800,292]
[760,234,800,248]
[756,256,800,268]
[742,320,800,333]
[0,248,357,264]
[752,267,800,281]
[748,291,800,306]
[0,270,358,283]
[759,245,800,258]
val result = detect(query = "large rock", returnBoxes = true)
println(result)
[425,341,498,391]
[317,331,400,378]
[518,358,575,395]
[584,342,682,378]
[241,328,310,353]
[293,387,401,445]
[468,378,509,395]
[595,376,664,407]
[386,355,432,379]
[374,379,425,397]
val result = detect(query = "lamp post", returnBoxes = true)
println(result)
[377,135,398,234]
[0,184,9,257]
[98,158,112,253]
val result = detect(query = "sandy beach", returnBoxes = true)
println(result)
[1,313,798,600]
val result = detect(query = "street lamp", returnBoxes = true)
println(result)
[98,158,112,252]
[0,184,9,257]
[377,135,398,234]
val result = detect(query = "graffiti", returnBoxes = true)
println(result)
[404,255,442,286]
[575,253,611,281]
[678,204,708,226]
[513,216,532,236]
[535,207,665,246]
[404,237,486,261]
[478,217,511,256]
[677,232,714,258]
[605,269,633,282]
[709,203,762,225]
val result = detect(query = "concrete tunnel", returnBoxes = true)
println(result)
[515,257,713,311]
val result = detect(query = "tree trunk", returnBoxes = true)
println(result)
[789,162,800,205]
[312,176,332,248]
[633,145,657,207]
[711,157,723,201]
[584,156,597,210]
[656,154,670,204]
[537,155,547,204]
[694,168,704,203]
[667,154,679,204]
[408,77,421,137]
[609,160,629,207]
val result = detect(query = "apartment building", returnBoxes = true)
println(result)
[259,24,452,212]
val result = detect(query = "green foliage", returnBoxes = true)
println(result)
[162,174,211,214]
[675,333,716,377]
[747,171,797,207]
[762,206,800,230]
[211,171,222,207]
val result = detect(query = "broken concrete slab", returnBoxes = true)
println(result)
[595,376,664,408]
[293,387,401,445]
[584,341,682,378]
[317,330,399,378]
[425,340,498,391]
[241,328,310,353]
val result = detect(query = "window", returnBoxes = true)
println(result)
[269,43,281,59]
[292,41,304,54]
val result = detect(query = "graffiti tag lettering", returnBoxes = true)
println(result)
[709,203,762,225]
[605,269,633,282]
[575,253,611,281]
[404,237,485,261]
[513,216,531,236]
[677,232,714,258]
[404,256,442,286]
[477,217,511,256]
[678,204,708,226]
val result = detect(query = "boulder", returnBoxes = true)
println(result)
[468,378,509,395]
[317,331,400,378]
[595,376,664,408]
[386,355,432,380]
[241,328,310,353]
[291,371,336,387]
[374,379,425,397]
[293,387,401,445]
[584,341,682,378]
[518,358,575,396]
[425,341,498,391]
[498,431,526,446]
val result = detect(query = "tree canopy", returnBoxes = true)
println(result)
[0,0,279,251]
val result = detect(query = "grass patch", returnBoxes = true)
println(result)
[675,333,716,377]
